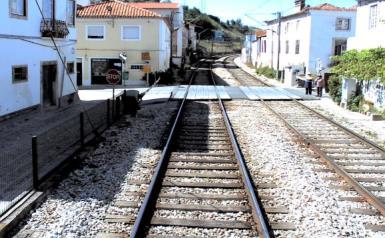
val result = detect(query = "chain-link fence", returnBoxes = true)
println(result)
[0,92,128,216]
[198,40,242,56]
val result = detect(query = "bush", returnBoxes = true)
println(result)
[328,75,342,104]
[347,95,364,112]
[256,66,276,79]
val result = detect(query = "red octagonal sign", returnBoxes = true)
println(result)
[106,69,121,85]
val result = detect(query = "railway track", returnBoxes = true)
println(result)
[224,56,385,231]
[126,61,276,237]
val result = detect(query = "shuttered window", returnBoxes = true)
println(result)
[87,26,105,39]
[122,26,141,41]
[66,0,75,26]
[10,0,26,17]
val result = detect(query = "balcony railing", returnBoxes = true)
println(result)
[40,19,69,38]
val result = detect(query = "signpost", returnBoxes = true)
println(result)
[106,69,121,119]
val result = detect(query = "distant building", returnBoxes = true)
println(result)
[76,1,171,85]
[342,0,385,109]
[262,1,356,85]
[241,32,257,64]
[251,30,268,67]
[0,0,77,117]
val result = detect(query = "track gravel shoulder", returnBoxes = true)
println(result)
[225,100,385,237]
[11,101,179,238]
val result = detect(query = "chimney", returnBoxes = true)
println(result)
[295,0,305,12]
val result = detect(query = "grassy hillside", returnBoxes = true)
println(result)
[184,6,255,42]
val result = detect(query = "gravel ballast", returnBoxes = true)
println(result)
[225,100,385,237]
[12,101,179,237]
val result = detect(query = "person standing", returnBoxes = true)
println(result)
[305,73,313,95]
[315,75,325,97]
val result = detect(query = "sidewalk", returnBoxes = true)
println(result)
[234,57,385,147]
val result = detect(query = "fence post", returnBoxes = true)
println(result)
[107,99,111,126]
[32,136,39,190]
[115,96,120,120]
[123,90,127,115]
[80,112,84,148]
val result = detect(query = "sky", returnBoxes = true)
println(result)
[173,0,357,27]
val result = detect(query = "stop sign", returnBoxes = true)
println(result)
[106,69,121,85]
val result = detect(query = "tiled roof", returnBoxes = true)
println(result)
[127,2,179,9]
[266,3,356,24]
[256,30,267,38]
[77,1,162,18]
[306,3,356,11]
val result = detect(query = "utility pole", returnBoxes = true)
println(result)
[170,11,174,68]
[276,12,282,81]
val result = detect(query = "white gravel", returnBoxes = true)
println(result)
[225,100,385,237]
[12,101,179,238]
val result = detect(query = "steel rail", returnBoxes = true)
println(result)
[225,56,385,216]
[209,64,273,238]
[261,101,385,216]
[130,61,203,238]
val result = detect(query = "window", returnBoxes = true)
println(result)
[87,26,105,39]
[67,62,74,74]
[42,0,54,20]
[10,0,27,17]
[284,22,290,33]
[285,40,289,54]
[336,18,350,30]
[66,0,75,26]
[12,65,28,82]
[296,20,300,31]
[122,26,141,41]
[369,4,378,29]
[295,40,300,54]
[334,39,347,56]
[131,65,144,70]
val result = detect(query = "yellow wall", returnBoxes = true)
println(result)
[76,18,170,85]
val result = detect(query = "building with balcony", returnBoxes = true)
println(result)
[76,1,171,86]
[0,0,77,117]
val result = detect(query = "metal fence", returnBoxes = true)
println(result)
[0,92,128,216]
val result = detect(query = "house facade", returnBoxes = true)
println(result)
[128,2,184,65]
[342,0,385,109]
[0,0,77,117]
[261,1,356,85]
[241,32,257,64]
[76,1,171,86]
[251,30,269,68]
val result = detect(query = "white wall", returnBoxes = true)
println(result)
[0,0,77,116]
[159,20,171,71]
[309,10,356,74]
[148,6,184,58]
[348,1,385,50]
[263,9,356,75]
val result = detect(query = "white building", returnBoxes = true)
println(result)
[262,1,356,85]
[0,0,77,117]
[342,0,385,109]
[251,30,269,68]
[128,2,184,65]
[241,32,257,64]
[348,0,385,50]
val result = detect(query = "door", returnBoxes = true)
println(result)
[42,64,57,106]
[76,59,82,86]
